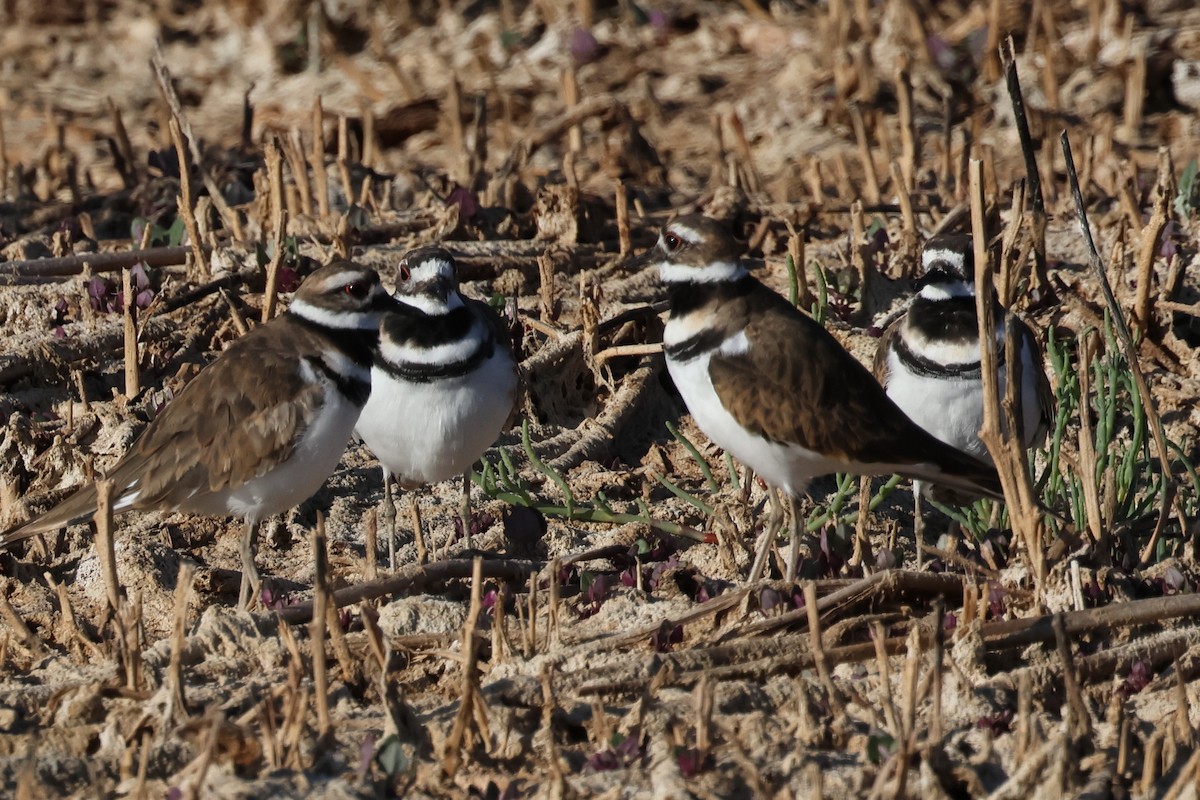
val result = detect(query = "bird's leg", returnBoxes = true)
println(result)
[238,519,262,610]
[785,494,802,583]
[913,482,925,568]
[748,488,784,583]
[460,470,473,550]
[380,469,398,573]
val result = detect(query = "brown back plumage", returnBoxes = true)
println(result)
[707,282,1003,499]
[1,262,388,547]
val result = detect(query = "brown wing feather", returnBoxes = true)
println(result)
[468,296,521,425]
[872,319,901,387]
[1016,317,1055,447]
[707,285,1001,496]
[2,317,327,544]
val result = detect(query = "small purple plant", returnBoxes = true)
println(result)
[1116,659,1152,700]
[277,266,301,294]
[577,572,614,619]
[261,586,297,610]
[675,746,708,777]
[85,263,155,314]
[568,27,602,64]
[586,730,644,772]
[453,510,496,543]
[446,185,478,221]
[986,581,1007,619]
[976,708,1014,734]
[357,734,375,780]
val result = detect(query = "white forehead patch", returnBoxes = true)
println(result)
[319,270,370,290]
[668,223,704,244]
[921,246,969,275]
[407,257,456,284]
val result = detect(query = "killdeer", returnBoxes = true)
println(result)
[355,246,517,566]
[873,234,1053,552]
[2,262,393,607]
[629,214,1004,582]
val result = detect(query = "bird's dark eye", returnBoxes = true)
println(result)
[663,232,682,251]
[344,280,371,299]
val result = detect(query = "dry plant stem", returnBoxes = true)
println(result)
[335,115,353,205]
[930,597,945,744]
[1133,151,1170,331]
[870,621,901,739]
[167,561,196,719]
[850,106,881,203]
[1059,132,1178,566]
[310,98,330,218]
[94,479,121,613]
[277,558,541,624]
[168,119,207,276]
[0,594,48,657]
[578,592,1200,696]
[0,246,200,279]
[443,558,487,777]
[804,582,846,714]
[736,568,965,640]
[562,66,583,153]
[1076,333,1106,545]
[262,136,286,323]
[1000,37,1048,289]
[364,509,378,582]
[151,49,240,239]
[895,65,916,191]
[283,131,313,217]
[1051,613,1092,738]
[998,180,1026,306]
[615,181,631,256]
[121,267,139,398]
[310,514,333,742]
[969,158,1045,586]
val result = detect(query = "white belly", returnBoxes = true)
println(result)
[666,348,845,497]
[885,343,1044,462]
[184,386,360,522]
[356,353,516,486]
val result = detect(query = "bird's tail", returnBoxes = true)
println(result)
[0,483,103,550]
[894,435,1005,503]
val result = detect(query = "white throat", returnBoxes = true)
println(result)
[289,298,382,330]
[659,261,747,284]
[396,291,465,317]
[918,281,975,301]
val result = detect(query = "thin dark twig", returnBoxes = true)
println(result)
[1059,130,1178,566]
[276,558,543,624]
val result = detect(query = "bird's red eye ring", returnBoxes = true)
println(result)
[344,280,371,299]
[664,232,682,251]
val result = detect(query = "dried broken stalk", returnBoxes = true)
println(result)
[262,136,287,323]
[969,157,1046,587]
[168,118,208,276]
[1059,131,1179,566]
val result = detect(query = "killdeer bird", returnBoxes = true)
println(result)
[2,262,393,607]
[355,246,517,567]
[629,214,1003,582]
[873,234,1053,553]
